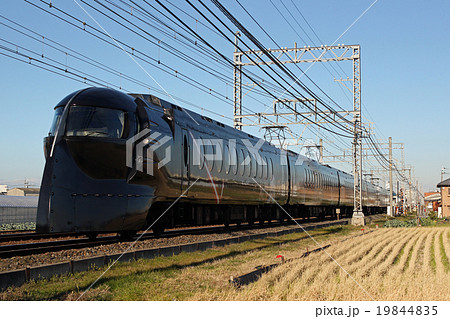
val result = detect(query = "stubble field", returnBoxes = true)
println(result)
[219,227,450,300]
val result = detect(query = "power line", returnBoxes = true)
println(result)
[175,0,355,137]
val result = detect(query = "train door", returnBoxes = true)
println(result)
[181,128,190,193]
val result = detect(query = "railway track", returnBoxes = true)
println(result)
[0,217,344,259]
[0,232,77,243]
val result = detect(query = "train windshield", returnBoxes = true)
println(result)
[65,106,125,138]
[49,107,64,136]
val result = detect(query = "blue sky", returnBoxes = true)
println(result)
[0,0,449,192]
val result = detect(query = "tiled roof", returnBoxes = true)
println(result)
[437,178,450,187]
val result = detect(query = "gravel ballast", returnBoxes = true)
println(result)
[0,222,343,272]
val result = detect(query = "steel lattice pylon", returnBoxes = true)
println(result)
[351,46,364,223]
[233,40,365,224]
[233,32,243,130]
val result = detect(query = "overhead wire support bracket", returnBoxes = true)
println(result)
[233,41,364,225]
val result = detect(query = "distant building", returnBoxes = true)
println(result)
[437,178,450,218]
[0,185,7,195]
[0,195,38,224]
[6,187,40,197]
[424,192,440,212]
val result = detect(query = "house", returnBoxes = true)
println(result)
[424,191,441,212]
[6,187,40,197]
[436,178,450,218]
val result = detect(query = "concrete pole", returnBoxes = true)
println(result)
[389,137,393,216]
[409,169,412,213]
[319,139,323,164]
[416,180,419,217]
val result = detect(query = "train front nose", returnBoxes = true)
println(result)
[37,88,155,234]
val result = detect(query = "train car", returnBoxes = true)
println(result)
[36,87,388,237]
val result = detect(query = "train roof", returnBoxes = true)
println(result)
[55,87,137,112]
[129,91,384,190]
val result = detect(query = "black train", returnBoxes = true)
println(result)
[37,87,388,237]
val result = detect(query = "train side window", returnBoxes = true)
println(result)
[239,149,245,176]
[232,147,238,175]
[309,170,312,188]
[269,158,273,181]
[198,137,205,170]
[303,168,307,187]
[308,169,311,188]
[313,171,316,188]
[247,151,252,177]
[251,154,257,178]
[224,144,230,174]
[208,141,215,171]
[253,155,257,178]
[183,135,188,166]
[263,156,268,179]
[258,156,263,179]
[306,169,309,188]
[216,142,223,173]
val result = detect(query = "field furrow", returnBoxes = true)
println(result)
[419,229,436,273]
[334,229,396,266]
[389,230,422,275]
[226,226,450,301]
[371,228,421,278]
[405,229,429,275]
[434,229,445,274]
[440,228,450,273]
[344,229,406,275]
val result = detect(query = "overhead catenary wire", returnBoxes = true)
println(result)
[208,0,356,125]
[14,1,316,144]
[232,0,354,150]
[10,1,417,186]
[32,0,356,144]
[157,0,355,138]
[28,0,298,116]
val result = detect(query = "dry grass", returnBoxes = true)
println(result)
[3,224,448,301]
[218,227,450,301]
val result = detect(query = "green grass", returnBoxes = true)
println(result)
[430,236,436,273]
[0,224,359,301]
[0,222,36,231]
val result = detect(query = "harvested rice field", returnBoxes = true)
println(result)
[221,227,450,301]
